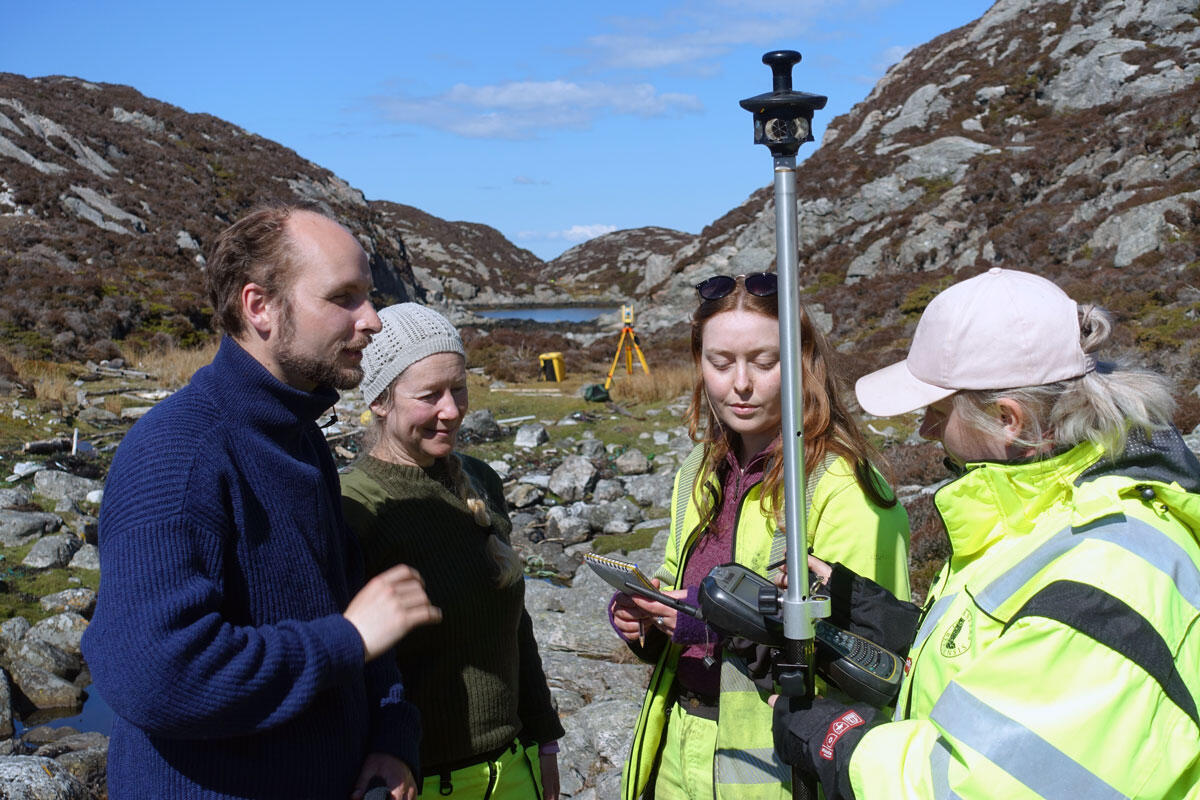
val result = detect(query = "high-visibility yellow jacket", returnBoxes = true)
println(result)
[623,447,910,800]
[851,432,1200,799]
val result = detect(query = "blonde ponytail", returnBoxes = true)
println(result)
[445,455,524,588]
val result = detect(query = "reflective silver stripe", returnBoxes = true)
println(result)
[930,682,1126,800]
[720,655,755,692]
[975,514,1200,615]
[898,593,958,721]
[928,737,962,800]
[913,593,956,652]
[715,747,791,785]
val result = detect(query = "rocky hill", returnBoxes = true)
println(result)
[625,0,1200,394]
[0,74,547,361]
[3,0,1200,397]
[369,199,547,306]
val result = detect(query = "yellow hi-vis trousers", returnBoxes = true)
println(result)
[419,742,543,798]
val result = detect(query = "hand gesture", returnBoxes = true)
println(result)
[344,564,441,661]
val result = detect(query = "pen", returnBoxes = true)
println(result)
[767,558,787,571]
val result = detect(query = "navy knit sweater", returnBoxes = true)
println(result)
[82,337,419,799]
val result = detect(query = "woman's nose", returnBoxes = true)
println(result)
[733,363,752,393]
[437,393,463,420]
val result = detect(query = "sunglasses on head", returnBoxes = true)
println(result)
[694,272,779,301]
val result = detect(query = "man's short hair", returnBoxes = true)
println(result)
[205,202,323,336]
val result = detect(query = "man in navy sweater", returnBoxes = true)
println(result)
[83,205,441,799]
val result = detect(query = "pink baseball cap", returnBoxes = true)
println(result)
[854,268,1091,417]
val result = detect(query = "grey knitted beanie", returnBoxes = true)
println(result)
[361,303,465,405]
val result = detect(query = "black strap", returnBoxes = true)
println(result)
[1004,579,1198,728]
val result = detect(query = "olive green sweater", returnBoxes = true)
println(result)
[340,454,563,772]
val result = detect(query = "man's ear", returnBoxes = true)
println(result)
[241,282,274,338]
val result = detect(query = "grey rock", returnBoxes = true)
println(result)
[76,406,119,425]
[54,747,109,798]
[513,423,549,448]
[23,535,82,569]
[0,510,62,547]
[895,136,1001,183]
[578,438,607,460]
[591,478,625,502]
[8,660,86,710]
[120,406,153,420]
[1044,38,1143,111]
[27,613,89,656]
[614,448,650,475]
[0,486,32,507]
[1,617,30,650]
[546,514,591,546]
[53,496,80,514]
[461,409,503,442]
[32,731,108,757]
[0,756,89,800]
[880,83,950,136]
[13,638,82,681]
[526,568,630,658]
[32,470,102,505]
[505,483,544,509]
[623,473,676,509]
[1088,190,1200,267]
[39,589,97,617]
[0,669,12,739]
[519,473,551,490]
[21,725,76,745]
[67,544,99,571]
[557,699,643,797]
[584,498,644,532]
[651,431,671,446]
[548,456,598,502]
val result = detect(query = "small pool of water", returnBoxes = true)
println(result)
[14,686,113,737]
[475,306,619,323]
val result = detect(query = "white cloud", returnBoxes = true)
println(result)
[516,224,619,242]
[585,0,861,70]
[373,80,701,140]
[513,175,550,186]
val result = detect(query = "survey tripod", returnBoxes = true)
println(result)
[740,50,828,800]
[603,303,650,390]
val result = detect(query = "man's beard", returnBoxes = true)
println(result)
[274,308,365,391]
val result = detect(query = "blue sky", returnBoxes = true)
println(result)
[3,0,993,260]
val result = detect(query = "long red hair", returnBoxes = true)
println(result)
[685,276,895,538]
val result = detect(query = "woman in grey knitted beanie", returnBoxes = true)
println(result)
[341,303,564,800]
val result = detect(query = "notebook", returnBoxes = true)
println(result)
[582,552,657,593]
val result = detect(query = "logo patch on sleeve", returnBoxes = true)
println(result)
[939,607,974,658]
[818,710,865,760]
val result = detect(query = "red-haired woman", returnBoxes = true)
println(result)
[610,272,910,800]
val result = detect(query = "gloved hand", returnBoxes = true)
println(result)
[826,562,922,657]
[773,695,879,800]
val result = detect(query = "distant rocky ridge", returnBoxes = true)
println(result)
[3,0,1199,395]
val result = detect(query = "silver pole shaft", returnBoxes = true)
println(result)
[773,155,813,641]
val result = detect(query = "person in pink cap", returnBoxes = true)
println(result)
[771,267,1200,799]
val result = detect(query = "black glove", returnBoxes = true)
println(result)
[773,695,879,800]
[826,562,921,657]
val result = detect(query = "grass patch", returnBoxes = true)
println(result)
[610,365,693,406]
[0,541,99,624]
[124,338,219,389]
[591,529,659,556]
